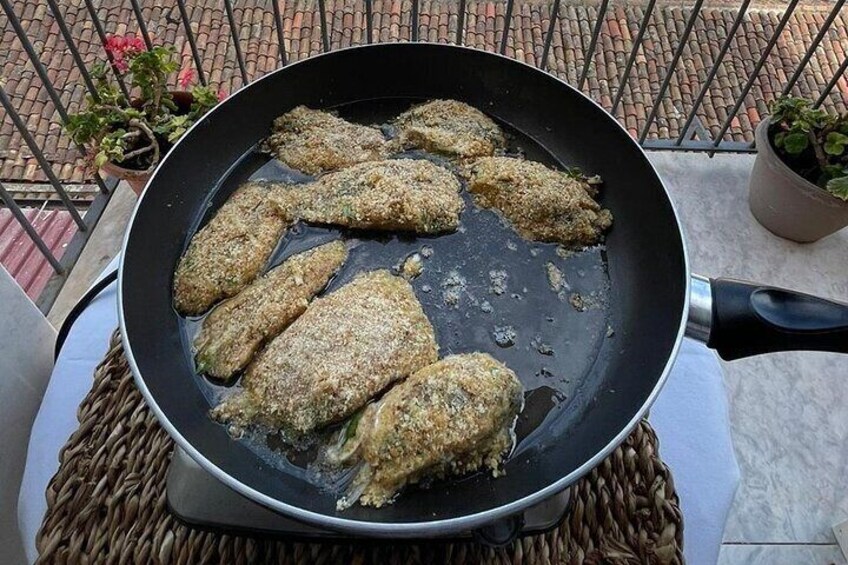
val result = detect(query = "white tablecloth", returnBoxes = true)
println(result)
[18,257,739,564]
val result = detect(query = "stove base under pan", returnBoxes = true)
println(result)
[166,447,571,547]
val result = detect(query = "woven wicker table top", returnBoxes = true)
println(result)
[36,331,684,564]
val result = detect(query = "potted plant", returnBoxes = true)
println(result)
[749,96,848,242]
[66,36,225,195]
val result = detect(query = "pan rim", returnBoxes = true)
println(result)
[118,42,691,536]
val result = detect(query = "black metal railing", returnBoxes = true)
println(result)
[1,0,846,312]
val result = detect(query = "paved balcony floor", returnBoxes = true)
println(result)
[649,151,848,564]
[49,151,848,563]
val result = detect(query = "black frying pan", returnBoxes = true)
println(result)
[119,44,848,537]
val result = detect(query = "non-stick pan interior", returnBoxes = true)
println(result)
[121,44,687,533]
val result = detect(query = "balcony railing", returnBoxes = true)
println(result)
[1,0,846,311]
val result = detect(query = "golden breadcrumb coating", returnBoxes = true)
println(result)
[211,270,438,434]
[271,159,463,234]
[335,352,523,509]
[393,99,506,158]
[266,106,389,175]
[466,156,612,248]
[174,183,289,316]
[194,241,347,381]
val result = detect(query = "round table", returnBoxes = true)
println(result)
[18,257,739,564]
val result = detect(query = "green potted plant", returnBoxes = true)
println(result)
[66,36,225,195]
[749,96,848,242]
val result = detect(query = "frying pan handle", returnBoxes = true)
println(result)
[687,274,848,360]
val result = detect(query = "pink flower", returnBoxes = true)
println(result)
[178,67,196,89]
[217,88,229,102]
[112,57,129,73]
[104,35,146,73]
[124,37,146,55]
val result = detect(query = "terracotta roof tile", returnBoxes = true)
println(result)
[1,0,846,183]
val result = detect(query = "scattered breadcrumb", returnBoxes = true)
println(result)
[555,245,574,259]
[569,293,586,312]
[530,336,554,356]
[488,270,508,296]
[397,253,424,280]
[441,269,467,308]
[493,325,517,348]
[545,262,568,293]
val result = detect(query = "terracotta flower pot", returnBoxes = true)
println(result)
[748,118,848,243]
[98,91,195,197]
[99,159,152,196]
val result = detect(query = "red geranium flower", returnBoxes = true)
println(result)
[178,67,196,89]
[105,35,146,73]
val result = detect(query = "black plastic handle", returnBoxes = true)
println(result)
[707,278,848,361]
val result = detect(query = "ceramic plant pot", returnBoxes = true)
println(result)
[748,118,848,243]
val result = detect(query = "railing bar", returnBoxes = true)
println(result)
[1,0,70,124]
[0,182,64,273]
[644,138,757,153]
[128,0,154,50]
[82,0,130,98]
[456,0,466,46]
[271,0,289,64]
[44,0,99,100]
[814,54,848,109]
[639,0,705,144]
[317,0,330,52]
[411,0,419,42]
[676,0,751,146]
[223,0,249,83]
[691,115,711,142]
[2,0,111,195]
[0,87,86,230]
[783,0,845,97]
[611,0,657,113]
[578,0,610,91]
[365,0,373,44]
[92,171,111,195]
[540,0,561,70]
[712,0,800,147]
[177,0,207,84]
[499,0,515,55]
[36,181,115,313]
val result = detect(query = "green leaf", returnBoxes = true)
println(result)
[94,152,109,168]
[782,132,809,154]
[167,126,187,142]
[824,132,848,156]
[342,408,365,446]
[826,176,848,201]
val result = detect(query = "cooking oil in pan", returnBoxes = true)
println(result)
[179,103,613,492]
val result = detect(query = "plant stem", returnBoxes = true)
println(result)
[120,144,153,160]
[128,118,160,171]
[809,129,829,170]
